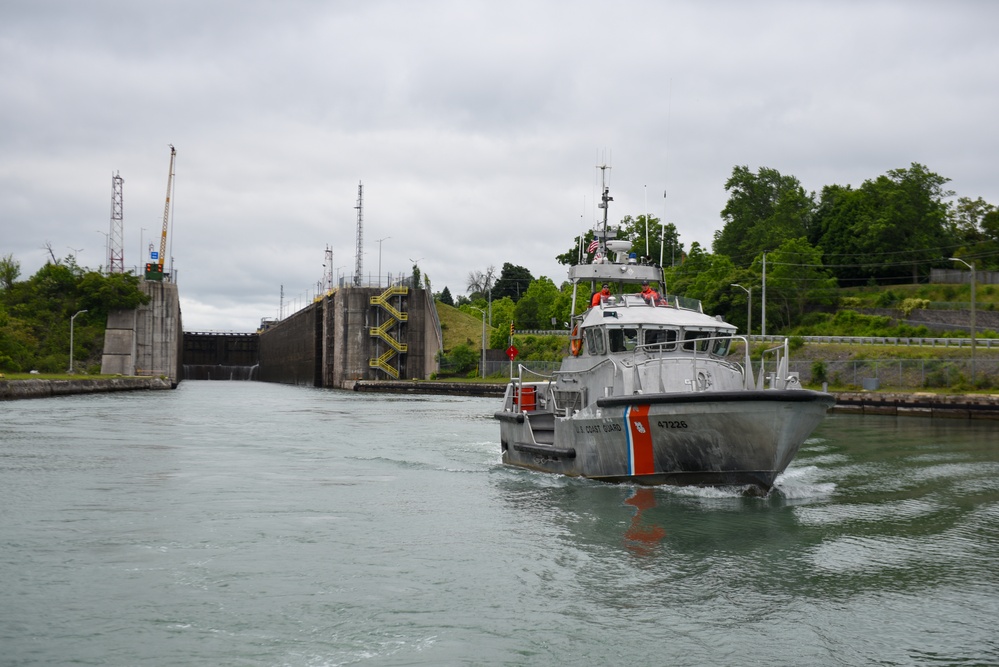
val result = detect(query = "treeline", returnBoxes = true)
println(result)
[440,162,998,338]
[0,254,149,373]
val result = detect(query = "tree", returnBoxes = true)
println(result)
[0,254,20,290]
[758,238,837,331]
[556,231,596,266]
[713,165,816,265]
[0,254,149,373]
[513,276,560,329]
[813,163,956,284]
[465,265,496,297]
[437,286,455,306]
[952,196,996,244]
[492,263,534,302]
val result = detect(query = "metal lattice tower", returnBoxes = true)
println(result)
[322,244,334,293]
[353,182,363,287]
[108,172,125,273]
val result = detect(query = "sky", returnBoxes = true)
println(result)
[2,0,997,332]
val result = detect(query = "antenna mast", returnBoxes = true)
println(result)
[108,172,124,273]
[353,182,363,287]
[596,164,613,254]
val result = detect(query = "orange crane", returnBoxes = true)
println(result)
[145,145,176,280]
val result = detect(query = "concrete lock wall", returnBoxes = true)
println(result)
[260,286,440,389]
[257,302,321,386]
[101,280,183,385]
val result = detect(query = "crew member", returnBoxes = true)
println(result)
[640,280,660,304]
[591,283,611,307]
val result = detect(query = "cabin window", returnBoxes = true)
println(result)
[585,327,606,355]
[608,327,639,352]
[712,335,732,356]
[682,330,711,352]
[644,328,678,351]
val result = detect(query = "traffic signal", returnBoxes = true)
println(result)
[510,322,515,336]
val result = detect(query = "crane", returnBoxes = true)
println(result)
[146,145,176,280]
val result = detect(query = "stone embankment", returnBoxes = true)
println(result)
[1,377,173,401]
[831,391,999,419]
[346,380,506,397]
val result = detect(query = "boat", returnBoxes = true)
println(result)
[493,175,834,493]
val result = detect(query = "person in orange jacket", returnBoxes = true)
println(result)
[591,283,611,307]
[640,280,660,304]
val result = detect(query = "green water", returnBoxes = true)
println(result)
[1,382,996,665]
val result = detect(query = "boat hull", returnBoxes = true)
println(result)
[496,390,834,492]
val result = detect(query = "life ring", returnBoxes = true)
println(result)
[570,326,583,356]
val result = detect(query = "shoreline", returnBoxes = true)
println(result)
[0,377,173,401]
[4,377,998,419]
[347,380,999,419]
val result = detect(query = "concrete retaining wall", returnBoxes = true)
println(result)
[260,286,440,389]
[101,280,183,385]
[258,303,321,386]
[1,377,173,401]
[831,391,999,419]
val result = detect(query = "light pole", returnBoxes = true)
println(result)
[408,257,424,288]
[376,236,391,288]
[731,284,751,336]
[95,230,109,272]
[68,309,88,373]
[470,306,486,378]
[949,257,976,385]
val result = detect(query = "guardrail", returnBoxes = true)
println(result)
[515,331,997,349]
[750,335,998,349]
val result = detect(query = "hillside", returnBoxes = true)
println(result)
[435,301,496,353]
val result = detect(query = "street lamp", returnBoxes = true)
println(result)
[95,230,109,271]
[408,257,424,288]
[949,257,976,385]
[470,306,487,378]
[376,236,391,288]
[731,284,751,336]
[68,309,88,373]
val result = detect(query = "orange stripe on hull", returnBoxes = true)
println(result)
[625,404,655,475]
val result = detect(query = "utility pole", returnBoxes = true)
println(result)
[731,284,751,336]
[949,257,976,385]
[761,252,767,337]
[68,310,88,373]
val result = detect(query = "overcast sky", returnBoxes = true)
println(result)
[3,0,997,331]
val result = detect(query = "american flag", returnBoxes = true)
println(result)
[586,239,600,253]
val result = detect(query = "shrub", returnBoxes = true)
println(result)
[811,361,828,384]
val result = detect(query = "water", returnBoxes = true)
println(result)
[1,382,997,666]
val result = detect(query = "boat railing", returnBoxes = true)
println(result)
[635,334,750,391]
[508,364,557,414]
[755,338,799,390]
[595,293,703,312]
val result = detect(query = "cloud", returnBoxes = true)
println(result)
[2,0,998,331]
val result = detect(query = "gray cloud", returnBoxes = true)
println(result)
[2,0,997,331]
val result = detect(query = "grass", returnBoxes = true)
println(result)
[435,301,496,353]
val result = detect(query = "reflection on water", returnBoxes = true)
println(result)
[623,488,667,556]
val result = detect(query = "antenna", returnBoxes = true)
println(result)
[108,172,124,273]
[596,164,612,254]
[353,182,363,287]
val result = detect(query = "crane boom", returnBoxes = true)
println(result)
[146,145,176,280]
[158,145,176,272]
